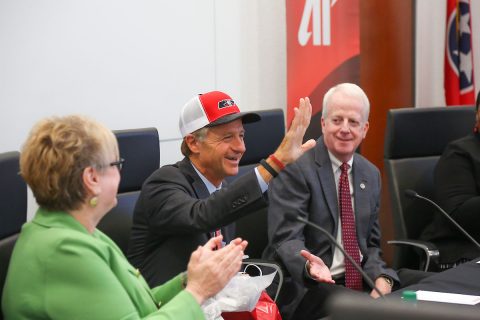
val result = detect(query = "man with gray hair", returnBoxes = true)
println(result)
[263,83,398,319]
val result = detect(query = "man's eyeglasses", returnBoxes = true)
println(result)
[109,158,125,171]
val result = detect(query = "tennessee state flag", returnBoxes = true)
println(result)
[286,0,360,139]
[445,0,476,105]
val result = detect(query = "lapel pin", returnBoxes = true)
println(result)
[360,183,366,190]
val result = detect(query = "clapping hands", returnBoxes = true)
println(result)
[185,236,248,304]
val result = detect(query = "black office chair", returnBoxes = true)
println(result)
[0,151,27,320]
[226,108,285,258]
[384,106,475,271]
[225,108,285,301]
[97,128,160,255]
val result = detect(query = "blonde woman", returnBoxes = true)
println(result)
[2,115,246,319]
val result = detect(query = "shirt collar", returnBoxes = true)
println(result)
[191,162,222,194]
[327,151,354,173]
[31,207,101,237]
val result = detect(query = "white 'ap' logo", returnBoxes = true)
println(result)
[298,0,337,46]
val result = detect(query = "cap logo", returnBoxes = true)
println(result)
[218,99,236,109]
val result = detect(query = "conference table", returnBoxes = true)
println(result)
[328,259,480,320]
[392,258,480,297]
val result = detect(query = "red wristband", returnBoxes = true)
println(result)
[269,154,285,171]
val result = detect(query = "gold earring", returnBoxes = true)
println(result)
[89,196,98,208]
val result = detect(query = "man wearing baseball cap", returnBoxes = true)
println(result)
[128,90,315,287]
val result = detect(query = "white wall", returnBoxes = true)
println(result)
[0,0,287,219]
[1,1,212,158]
[0,0,287,160]
[416,0,480,107]
[8,0,475,218]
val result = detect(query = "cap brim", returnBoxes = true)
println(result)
[205,111,261,128]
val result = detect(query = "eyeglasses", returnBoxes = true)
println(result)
[109,158,125,171]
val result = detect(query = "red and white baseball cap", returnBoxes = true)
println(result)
[179,91,261,137]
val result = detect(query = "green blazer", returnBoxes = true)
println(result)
[2,208,204,319]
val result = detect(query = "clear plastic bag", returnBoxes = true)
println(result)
[202,264,276,320]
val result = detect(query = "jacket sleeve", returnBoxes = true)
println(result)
[138,167,267,235]
[435,142,480,236]
[43,236,204,320]
[360,168,399,283]
[266,161,312,284]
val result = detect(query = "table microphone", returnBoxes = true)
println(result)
[404,189,480,250]
[285,212,385,299]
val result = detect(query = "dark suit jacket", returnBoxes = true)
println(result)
[263,138,397,318]
[128,157,268,287]
[421,133,480,263]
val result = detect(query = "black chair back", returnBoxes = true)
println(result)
[384,106,475,269]
[97,128,160,254]
[0,151,27,320]
[225,109,286,301]
[226,109,285,259]
[0,152,27,239]
[240,108,285,166]
[115,128,160,193]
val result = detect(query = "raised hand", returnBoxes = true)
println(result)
[300,250,335,284]
[273,97,316,166]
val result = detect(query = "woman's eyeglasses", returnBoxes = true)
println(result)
[109,158,125,171]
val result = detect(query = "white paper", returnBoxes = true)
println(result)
[416,290,480,305]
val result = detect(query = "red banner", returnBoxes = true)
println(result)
[286,0,360,138]
[445,0,475,105]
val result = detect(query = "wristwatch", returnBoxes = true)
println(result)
[380,275,394,287]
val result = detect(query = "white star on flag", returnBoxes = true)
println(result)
[460,51,473,83]
[459,12,471,35]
